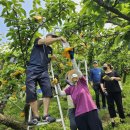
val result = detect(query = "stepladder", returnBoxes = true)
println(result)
[78,59,89,85]
[27,63,66,130]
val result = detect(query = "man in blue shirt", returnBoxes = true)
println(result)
[90,61,106,109]
[26,33,66,125]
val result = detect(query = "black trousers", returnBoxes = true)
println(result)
[106,92,125,119]
[75,110,103,130]
[93,83,106,109]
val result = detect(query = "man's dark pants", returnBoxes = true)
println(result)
[26,70,52,103]
[93,83,106,109]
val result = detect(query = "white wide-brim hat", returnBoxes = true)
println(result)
[66,69,80,82]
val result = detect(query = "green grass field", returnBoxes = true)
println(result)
[1,75,130,130]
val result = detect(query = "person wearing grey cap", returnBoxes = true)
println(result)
[26,33,66,125]
[90,61,106,109]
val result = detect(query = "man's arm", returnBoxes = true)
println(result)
[89,69,93,86]
[38,36,65,46]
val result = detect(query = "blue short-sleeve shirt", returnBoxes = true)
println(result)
[27,38,52,72]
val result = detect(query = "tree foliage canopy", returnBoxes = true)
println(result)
[0,0,130,129]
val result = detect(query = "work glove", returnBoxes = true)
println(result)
[51,78,58,85]
[68,48,74,60]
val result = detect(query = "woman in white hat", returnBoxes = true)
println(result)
[56,49,103,130]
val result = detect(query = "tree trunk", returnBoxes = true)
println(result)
[0,113,26,130]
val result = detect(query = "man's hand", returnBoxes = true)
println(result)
[51,55,57,61]
[59,36,66,42]
[57,36,66,42]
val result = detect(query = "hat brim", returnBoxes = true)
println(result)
[93,62,98,64]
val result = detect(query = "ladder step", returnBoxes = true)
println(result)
[37,118,62,126]
[54,95,58,98]
[36,95,58,101]
[28,118,62,127]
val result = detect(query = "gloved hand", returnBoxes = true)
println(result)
[68,48,74,60]
[51,78,58,85]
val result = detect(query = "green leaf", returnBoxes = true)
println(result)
[35,0,41,5]
[6,22,11,27]
[6,32,12,37]
[19,0,24,2]
[20,8,26,16]
[1,8,7,15]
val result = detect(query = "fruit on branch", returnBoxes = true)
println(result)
[21,85,26,91]
[59,63,64,70]
[66,61,72,66]
[33,15,44,23]
[62,47,73,59]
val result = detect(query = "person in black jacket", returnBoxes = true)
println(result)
[100,63,125,127]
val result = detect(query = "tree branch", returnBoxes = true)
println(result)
[112,0,119,7]
[12,8,26,66]
[0,114,26,130]
[106,20,122,26]
[93,0,130,22]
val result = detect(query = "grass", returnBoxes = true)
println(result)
[1,75,130,130]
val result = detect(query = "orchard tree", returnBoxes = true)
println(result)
[0,0,130,129]
[0,0,77,129]
[60,0,130,76]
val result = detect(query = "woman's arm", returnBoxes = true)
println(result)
[111,71,121,81]
[68,48,83,77]
[71,58,83,77]
[111,77,121,81]
[100,83,106,92]
[56,84,66,96]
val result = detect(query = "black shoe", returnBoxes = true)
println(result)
[102,107,107,109]
[111,122,115,128]
[28,117,40,126]
[97,106,101,110]
[42,115,56,123]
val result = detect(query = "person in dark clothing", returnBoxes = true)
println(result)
[100,63,125,127]
[26,33,66,125]
[90,61,106,109]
